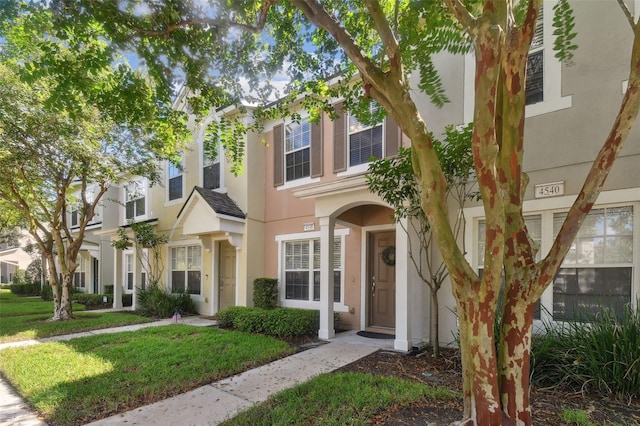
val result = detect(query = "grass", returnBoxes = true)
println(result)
[220,372,457,425]
[0,290,151,343]
[0,325,295,425]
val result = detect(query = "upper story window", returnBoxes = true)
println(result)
[125,180,146,221]
[273,117,323,187]
[70,189,102,228]
[285,119,311,182]
[348,101,383,167]
[167,156,184,201]
[463,1,572,121]
[203,144,221,190]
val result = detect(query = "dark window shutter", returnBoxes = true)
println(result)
[384,114,401,158]
[310,117,323,178]
[333,102,347,173]
[273,123,284,187]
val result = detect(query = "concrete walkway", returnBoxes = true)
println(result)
[0,316,392,426]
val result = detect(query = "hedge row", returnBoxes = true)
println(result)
[216,306,319,338]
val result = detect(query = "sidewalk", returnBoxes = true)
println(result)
[0,317,391,426]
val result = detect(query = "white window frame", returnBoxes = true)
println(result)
[200,136,225,192]
[167,239,203,299]
[276,229,350,312]
[284,117,312,183]
[463,0,573,122]
[124,179,148,223]
[123,250,135,293]
[464,189,639,326]
[341,101,385,176]
[166,155,185,205]
[74,256,86,290]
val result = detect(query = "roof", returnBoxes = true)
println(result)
[178,187,246,220]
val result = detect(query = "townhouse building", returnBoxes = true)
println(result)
[73,0,639,352]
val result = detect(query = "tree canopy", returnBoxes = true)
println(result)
[0,3,190,319]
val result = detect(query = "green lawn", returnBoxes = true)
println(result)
[0,290,150,343]
[0,325,295,425]
[220,372,457,425]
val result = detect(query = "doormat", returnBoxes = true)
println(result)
[357,331,395,339]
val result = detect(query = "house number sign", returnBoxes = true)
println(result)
[534,181,564,198]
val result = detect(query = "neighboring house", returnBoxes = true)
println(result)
[0,237,33,283]
[90,0,638,352]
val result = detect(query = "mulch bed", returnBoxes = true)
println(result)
[335,347,640,425]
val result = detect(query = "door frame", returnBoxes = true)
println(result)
[360,224,396,330]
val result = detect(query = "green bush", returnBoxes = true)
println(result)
[253,278,279,310]
[12,269,30,285]
[216,306,319,338]
[531,302,640,400]
[74,293,110,308]
[104,285,114,295]
[136,285,197,318]
[40,283,53,300]
[122,293,133,307]
[10,282,40,296]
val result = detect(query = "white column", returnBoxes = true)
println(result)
[132,247,143,310]
[394,217,411,351]
[318,216,335,339]
[112,246,123,309]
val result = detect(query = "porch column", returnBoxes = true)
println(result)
[318,216,335,339]
[133,248,142,310]
[395,217,411,351]
[112,246,123,309]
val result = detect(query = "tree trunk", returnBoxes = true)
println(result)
[498,293,536,426]
[455,288,504,425]
[431,288,440,357]
[51,272,74,321]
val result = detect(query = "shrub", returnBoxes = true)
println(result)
[253,278,279,310]
[26,259,42,285]
[104,285,114,295]
[12,269,30,285]
[122,293,133,307]
[74,293,110,308]
[215,306,250,328]
[10,282,40,296]
[531,302,640,400]
[216,306,319,338]
[40,283,53,300]
[136,285,197,318]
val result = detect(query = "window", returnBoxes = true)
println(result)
[203,142,221,190]
[348,102,383,167]
[71,204,80,228]
[284,237,341,303]
[474,204,635,323]
[168,157,184,201]
[124,252,134,291]
[478,215,542,319]
[552,206,633,320]
[73,256,86,289]
[285,119,311,181]
[170,245,202,295]
[462,1,572,121]
[125,180,146,220]
[526,7,544,105]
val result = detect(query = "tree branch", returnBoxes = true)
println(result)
[363,0,401,71]
[617,0,637,31]
[442,0,477,34]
